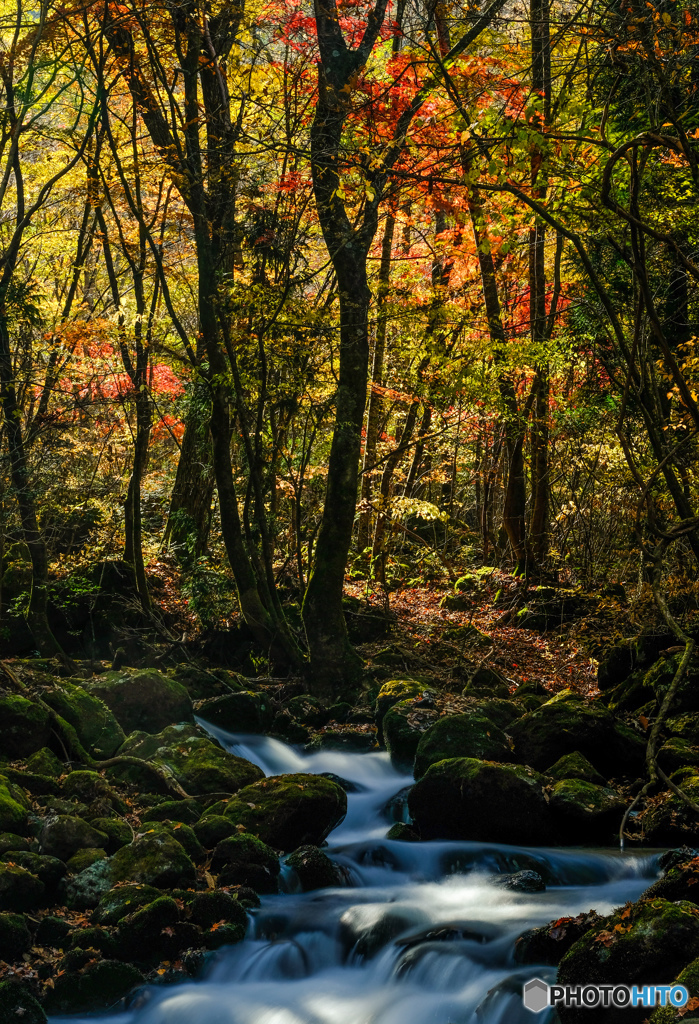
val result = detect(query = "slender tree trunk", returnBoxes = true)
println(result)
[164,379,215,559]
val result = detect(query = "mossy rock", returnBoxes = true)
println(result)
[43,959,144,1015]
[548,779,627,843]
[0,863,44,910]
[118,723,263,796]
[136,821,204,862]
[649,956,699,1022]
[64,859,113,910]
[646,653,699,714]
[597,641,636,691]
[305,728,377,753]
[408,757,553,844]
[658,738,699,773]
[0,776,29,835]
[188,889,247,930]
[383,699,439,771]
[170,664,244,701]
[0,833,30,855]
[666,713,699,744]
[223,774,347,853]
[2,851,65,889]
[68,924,114,955]
[509,693,644,776]
[386,822,420,841]
[92,883,161,925]
[141,798,202,825]
[85,669,193,735]
[109,833,195,888]
[642,854,699,903]
[640,770,699,845]
[285,695,330,728]
[204,921,246,949]
[286,845,345,891]
[546,750,606,785]
[558,900,699,1023]
[602,668,656,715]
[414,714,511,779]
[89,817,132,854]
[443,623,491,647]
[41,681,125,758]
[26,748,64,777]
[62,770,117,805]
[196,691,272,733]
[211,832,280,893]
[114,895,180,962]
[2,768,58,797]
[0,912,31,960]
[374,680,431,742]
[469,698,523,730]
[0,981,46,1024]
[36,915,71,947]
[40,815,108,860]
[194,815,237,849]
[514,910,603,966]
[67,847,108,874]
[0,695,50,758]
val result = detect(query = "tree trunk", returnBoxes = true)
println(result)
[164,380,215,560]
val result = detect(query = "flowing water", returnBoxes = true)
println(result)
[54,727,660,1024]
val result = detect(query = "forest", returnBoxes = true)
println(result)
[1,0,699,1018]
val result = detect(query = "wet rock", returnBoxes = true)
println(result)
[41,815,107,861]
[211,832,280,892]
[548,779,627,842]
[88,816,132,853]
[85,669,193,735]
[43,959,144,1015]
[339,904,429,959]
[109,833,195,888]
[558,899,699,1023]
[546,751,606,785]
[386,823,420,841]
[66,847,108,874]
[649,956,699,1022]
[286,845,345,891]
[306,727,377,753]
[0,776,29,834]
[383,698,439,771]
[92,883,161,925]
[196,691,271,733]
[374,680,432,743]
[194,814,236,848]
[188,890,247,930]
[509,690,645,776]
[414,714,511,778]
[117,723,263,796]
[0,694,51,758]
[0,980,46,1024]
[36,915,72,947]
[41,681,125,758]
[408,757,553,844]
[2,851,66,890]
[285,695,330,729]
[492,869,545,892]
[0,863,44,910]
[223,773,347,853]
[0,912,31,959]
[666,713,699,744]
[514,910,602,966]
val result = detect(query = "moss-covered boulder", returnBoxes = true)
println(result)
[469,698,522,730]
[2,851,65,889]
[26,747,64,777]
[0,912,31,959]
[136,821,204,862]
[89,817,132,854]
[109,833,195,888]
[509,691,644,775]
[546,750,606,785]
[286,845,345,891]
[92,883,161,925]
[414,714,511,779]
[0,863,44,910]
[0,776,28,834]
[211,832,280,892]
[646,653,699,714]
[640,768,699,845]
[142,798,202,825]
[64,859,112,910]
[85,669,193,735]
[40,815,107,860]
[114,895,183,963]
[558,899,699,1023]
[0,833,30,855]
[375,680,433,743]
[196,691,271,733]
[286,695,330,728]
[383,699,439,771]
[641,854,699,904]
[194,814,236,849]
[548,779,627,842]
[666,713,699,744]
[0,981,46,1024]
[36,914,71,948]
[514,910,603,966]
[66,847,108,874]
[408,757,552,843]
[223,774,346,853]
[0,695,50,758]
[43,959,144,1015]
[658,737,699,773]
[62,770,116,805]
[117,723,263,796]
[188,890,247,930]
[41,681,125,758]
[386,822,420,841]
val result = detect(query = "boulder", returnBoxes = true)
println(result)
[468,698,523,730]
[492,869,545,892]
[386,823,420,841]
[646,653,699,714]
[196,691,271,733]
[383,698,439,771]
[285,695,330,728]
[509,690,644,775]
[414,714,511,778]
[41,681,124,758]
[114,895,182,963]
[557,899,699,1023]
[597,641,635,691]
[0,776,28,834]
[658,737,699,773]
[666,713,699,744]
[514,910,603,966]
[85,669,193,734]
[211,832,280,892]
[88,817,132,853]
[223,774,347,852]
[306,727,377,753]
[640,768,699,845]
[546,751,606,785]
[0,981,46,1024]
[193,814,236,849]
[64,859,112,910]
[0,912,31,960]
[548,779,627,842]
[109,833,195,888]
[142,798,202,825]
[1,851,65,889]
[40,815,107,861]
[92,883,161,925]
[62,770,116,805]
[641,853,699,904]
[36,914,72,948]
[43,959,143,1015]
[188,890,247,930]
[0,695,50,758]
[136,821,204,862]
[286,845,346,891]
[0,863,44,911]
[26,747,64,776]
[66,848,108,874]
[374,679,431,743]
[408,757,553,843]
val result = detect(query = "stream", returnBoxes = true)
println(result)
[53,727,661,1023]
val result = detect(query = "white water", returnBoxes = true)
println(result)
[53,727,660,1024]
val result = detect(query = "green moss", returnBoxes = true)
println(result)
[374,680,429,742]
[0,981,46,1024]
[141,798,202,825]
[549,779,626,841]
[204,922,246,949]
[36,915,71,947]
[109,833,195,888]
[193,814,236,848]
[1,851,65,888]
[223,774,347,853]
[546,751,606,785]
[67,847,108,874]
[43,959,144,1015]
[26,748,64,777]
[414,714,510,778]
[41,682,125,758]
[0,863,44,911]
[0,912,31,959]
[211,832,280,892]
[62,770,115,804]
[85,669,193,735]
[383,699,439,771]
[40,815,108,861]
[0,696,50,758]
[286,845,344,891]
[89,817,132,853]
[189,890,247,929]
[92,883,161,925]
[0,776,28,834]
[462,666,511,699]
[136,821,204,861]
